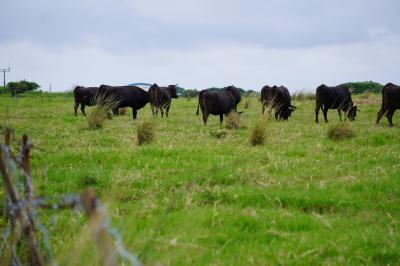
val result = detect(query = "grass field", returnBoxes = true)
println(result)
[0,93,399,265]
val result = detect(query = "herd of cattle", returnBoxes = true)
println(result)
[74,82,400,127]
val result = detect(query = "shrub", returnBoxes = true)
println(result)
[327,123,356,141]
[137,120,155,145]
[6,80,40,96]
[250,119,266,146]
[226,111,240,129]
[340,81,383,94]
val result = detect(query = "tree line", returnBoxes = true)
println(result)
[0,80,385,97]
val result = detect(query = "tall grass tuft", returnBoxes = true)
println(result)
[226,111,240,129]
[87,106,108,129]
[86,92,120,129]
[118,108,127,115]
[327,123,356,141]
[244,97,251,109]
[250,119,267,146]
[137,120,155,145]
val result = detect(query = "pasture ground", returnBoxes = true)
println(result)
[0,93,399,265]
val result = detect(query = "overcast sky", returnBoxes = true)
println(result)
[1,0,399,92]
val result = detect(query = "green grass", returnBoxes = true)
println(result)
[0,93,399,265]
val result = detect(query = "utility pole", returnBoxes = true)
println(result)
[0,65,10,87]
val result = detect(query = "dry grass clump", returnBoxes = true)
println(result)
[137,120,155,145]
[327,123,356,141]
[87,92,120,129]
[244,98,251,109]
[87,106,108,129]
[250,119,267,146]
[226,111,240,129]
[119,108,127,115]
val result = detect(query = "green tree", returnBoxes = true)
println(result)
[340,81,383,94]
[6,80,40,96]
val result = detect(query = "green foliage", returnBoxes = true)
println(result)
[6,80,40,96]
[0,86,6,94]
[180,89,199,98]
[340,81,383,94]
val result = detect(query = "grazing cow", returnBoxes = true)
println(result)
[315,84,358,123]
[376,83,400,127]
[73,86,98,116]
[196,85,241,125]
[98,85,149,120]
[261,85,296,120]
[149,84,178,117]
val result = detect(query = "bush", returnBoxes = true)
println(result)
[327,123,356,141]
[137,120,155,145]
[6,80,40,96]
[340,81,383,94]
[226,112,240,129]
[250,119,266,146]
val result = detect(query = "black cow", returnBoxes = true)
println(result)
[149,84,178,117]
[73,86,98,116]
[98,85,149,120]
[376,83,400,127]
[196,86,241,125]
[315,84,358,123]
[261,85,296,120]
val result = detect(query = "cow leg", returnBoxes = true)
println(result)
[376,107,387,124]
[132,109,137,120]
[74,102,79,116]
[166,105,170,118]
[81,104,86,116]
[322,106,329,123]
[338,110,342,121]
[262,102,266,114]
[315,104,321,123]
[219,114,223,125]
[275,111,279,120]
[112,108,119,115]
[160,108,164,118]
[202,113,209,126]
[386,109,394,127]
[151,104,155,117]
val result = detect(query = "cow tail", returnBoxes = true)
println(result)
[196,96,200,115]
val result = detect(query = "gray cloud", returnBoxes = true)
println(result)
[0,0,399,91]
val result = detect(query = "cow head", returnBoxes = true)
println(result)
[225,85,241,105]
[168,84,178,98]
[280,105,296,120]
[347,106,358,121]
